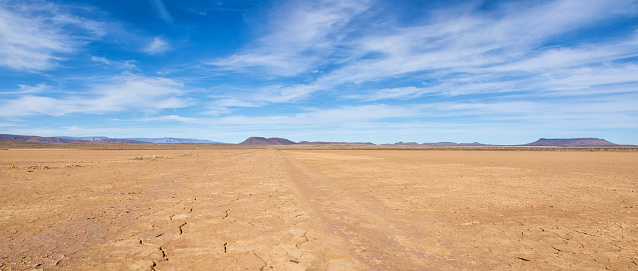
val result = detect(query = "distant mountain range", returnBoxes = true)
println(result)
[384,138,617,147]
[0,134,86,143]
[238,137,375,145]
[130,138,220,144]
[0,134,218,144]
[387,141,489,146]
[238,137,619,146]
[298,141,375,145]
[239,137,492,146]
[238,137,620,147]
[0,134,624,147]
[59,136,220,144]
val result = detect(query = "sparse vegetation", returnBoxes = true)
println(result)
[180,152,194,157]
[134,154,171,160]
[25,165,50,171]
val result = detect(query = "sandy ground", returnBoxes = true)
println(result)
[0,148,637,270]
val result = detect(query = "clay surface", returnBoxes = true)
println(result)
[1,148,637,270]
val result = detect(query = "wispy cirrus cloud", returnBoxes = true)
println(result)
[0,1,177,72]
[346,86,434,101]
[133,115,197,122]
[152,0,174,25]
[325,0,637,93]
[144,37,171,55]
[207,97,638,138]
[207,0,638,106]
[0,1,106,72]
[0,75,191,117]
[91,56,138,70]
[216,104,416,126]
[207,0,370,76]
[0,83,49,95]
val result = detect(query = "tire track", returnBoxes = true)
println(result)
[279,151,454,270]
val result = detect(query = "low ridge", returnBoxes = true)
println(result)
[524,138,616,147]
[0,134,86,143]
[298,141,375,145]
[92,139,148,144]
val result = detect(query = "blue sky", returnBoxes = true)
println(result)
[1,0,637,144]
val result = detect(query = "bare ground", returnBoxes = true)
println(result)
[0,148,637,270]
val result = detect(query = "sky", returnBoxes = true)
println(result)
[0,0,637,144]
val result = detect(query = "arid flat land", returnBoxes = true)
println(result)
[1,147,637,270]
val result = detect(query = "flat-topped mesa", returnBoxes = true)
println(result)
[239,137,297,145]
[524,138,616,147]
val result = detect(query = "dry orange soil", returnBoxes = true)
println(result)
[1,148,637,270]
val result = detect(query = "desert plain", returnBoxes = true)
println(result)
[0,145,637,270]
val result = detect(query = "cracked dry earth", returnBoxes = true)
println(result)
[1,149,637,270]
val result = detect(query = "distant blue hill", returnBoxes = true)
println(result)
[59,136,221,143]
[128,138,222,144]
[58,136,108,141]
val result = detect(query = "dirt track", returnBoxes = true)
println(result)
[1,148,637,270]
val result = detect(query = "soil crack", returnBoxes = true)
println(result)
[178,222,187,234]
[253,250,268,271]
[295,231,309,249]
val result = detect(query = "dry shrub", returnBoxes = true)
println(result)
[134,155,171,161]
[25,165,50,170]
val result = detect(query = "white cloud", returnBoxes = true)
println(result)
[208,0,638,104]
[214,99,260,107]
[144,37,170,55]
[0,1,104,72]
[195,93,638,131]
[208,0,369,76]
[326,0,635,85]
[0,75,191,116]
[133,115,197,122]
[2,126,126,138]
[200,98,262,116]
[91,56,138,70]
[152,0,174,24]
[198,104,420,127]
[0,83,49,95]
[349,86,434,101]
[0,122,19,127]
[260,84,323,103]
[206,83,326,108]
